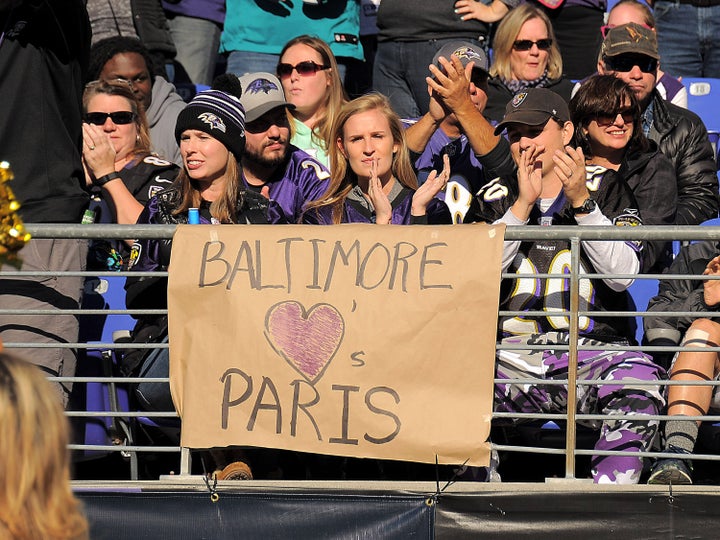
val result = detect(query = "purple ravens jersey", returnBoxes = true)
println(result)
[243,146,330,224]
[412,128,491,224]
[303,186,452,225]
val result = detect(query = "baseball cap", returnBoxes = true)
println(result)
[432,41,489,75]
[237,72,295,123]
[494,88,570,135]
[601,22,659,60]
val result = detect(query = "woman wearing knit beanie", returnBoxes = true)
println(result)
[122,91,286,476]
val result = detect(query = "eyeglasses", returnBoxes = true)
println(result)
[84,111,136,125]
[603,55,658,73]
[594,109,634,127]
[512,39,552,51]
[276,61,330,79]
[600,22,653,39]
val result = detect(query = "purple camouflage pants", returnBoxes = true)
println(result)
[495,332,666,484]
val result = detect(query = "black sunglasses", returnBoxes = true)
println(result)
[276,60,330,79]
[512,39,552,51]
[603,55,658,73]
[84,111,136,125]
[594,109,634,127]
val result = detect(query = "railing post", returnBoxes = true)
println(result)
[565,236,580,479]
[180,446,192,476]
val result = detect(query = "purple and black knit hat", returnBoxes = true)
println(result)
[174,89,246,160]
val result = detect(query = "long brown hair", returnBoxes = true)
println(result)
[82,79,152,159]
[308,93,417,224]
[279,35,348,153]
[0,353,88,540]
[490,4,563,81]
[172,152,243,223]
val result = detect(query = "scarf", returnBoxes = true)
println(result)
[501,70,551,94]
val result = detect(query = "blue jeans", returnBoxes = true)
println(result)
[135,336,174,412]
[373,38,487,118]
[654,1,720,78]
[167,14,222,86]
[226,50,347,81]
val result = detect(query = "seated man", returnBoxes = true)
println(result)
[404,41,515,223]
[597,23,719,225]
[88,36,187,166]
[466,88,665,484]
[215,72,331,223]
[644,241,720,485]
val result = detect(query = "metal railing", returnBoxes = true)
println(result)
[4,223,720,483]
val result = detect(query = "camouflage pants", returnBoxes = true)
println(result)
[495,332,666,484]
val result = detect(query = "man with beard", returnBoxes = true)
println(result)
[235,72,330,223]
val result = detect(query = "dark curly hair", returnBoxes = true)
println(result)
[569,74,649,159]
[86,36,161,85]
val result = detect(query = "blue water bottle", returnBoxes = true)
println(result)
[188,208,200,224]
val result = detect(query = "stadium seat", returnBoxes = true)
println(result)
[685,78,720,132]
[627,276,660,345]
[74,277,133,463]
[684,78,720,169]
[673,217,720,258]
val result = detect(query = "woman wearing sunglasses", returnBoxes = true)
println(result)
[303,93,451,225]
[82,80,179,270]
[484,4,574,123]
[276,35,347,169]
[570,74,677,272]
[82,80,179,227]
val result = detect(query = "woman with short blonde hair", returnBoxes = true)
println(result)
[484,4,574,122]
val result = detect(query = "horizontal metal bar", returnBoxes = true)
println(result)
[24,223,720,241]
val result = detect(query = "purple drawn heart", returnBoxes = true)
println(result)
[264,301,344,384]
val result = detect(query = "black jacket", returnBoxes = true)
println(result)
[601,141,677,272]
[132,0,176,64]
[649,90,719,225]
[0,0,90,223]
[645,240,720,346]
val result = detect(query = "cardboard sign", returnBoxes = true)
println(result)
[167,223,504,467]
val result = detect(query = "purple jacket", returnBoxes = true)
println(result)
[244,146,331,224]
[303,186,452,225]
[128,187,284,273]
[125,187,284,310]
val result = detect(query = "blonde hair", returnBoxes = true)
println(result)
[308,93,417,224]
[173,152,243,223]
[490,4,563,81]
[0,353,88,540]
[279,35,348,154]
[83,79,152,159]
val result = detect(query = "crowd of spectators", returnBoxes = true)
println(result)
[2,0,720,487]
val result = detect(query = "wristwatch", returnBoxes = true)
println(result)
[570,198,597,216]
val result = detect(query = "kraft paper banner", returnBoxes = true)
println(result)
[167,223,504,467]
